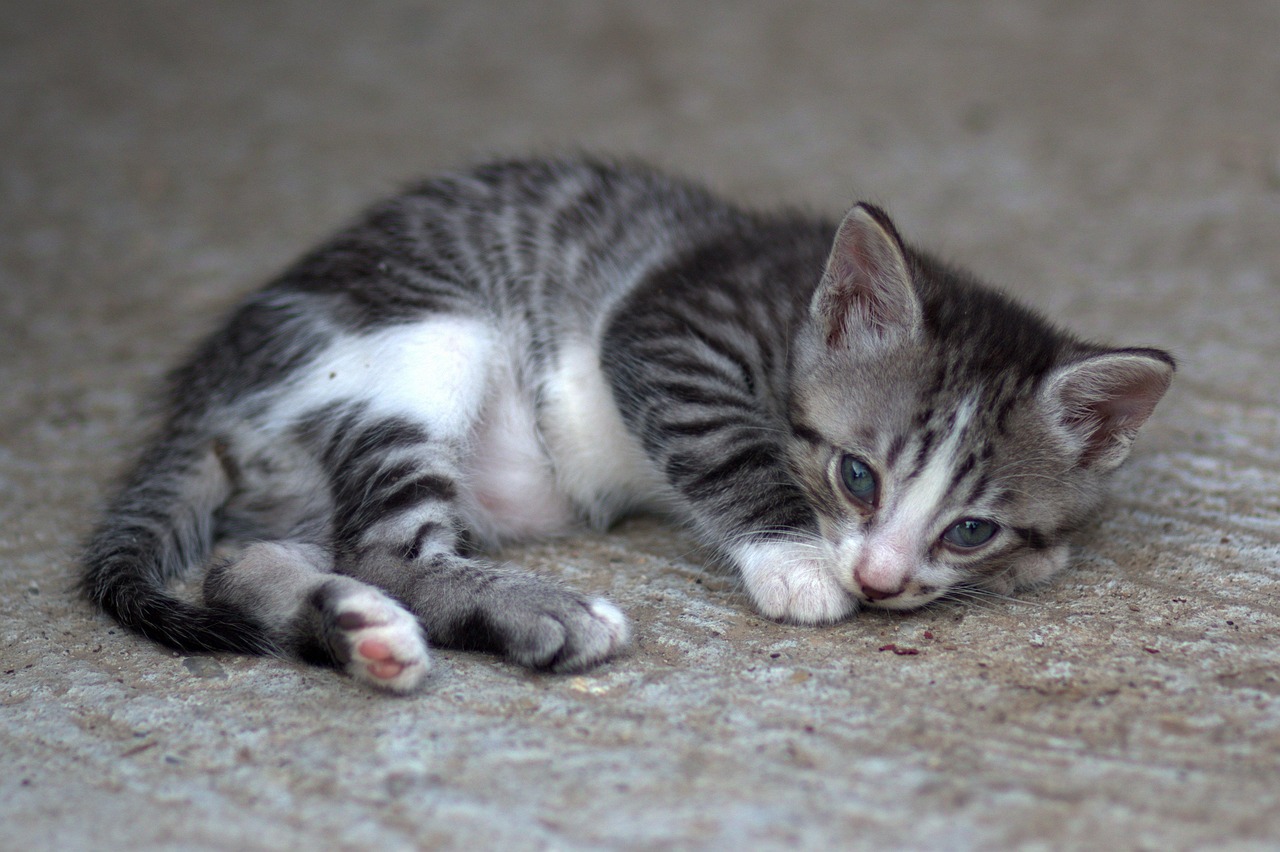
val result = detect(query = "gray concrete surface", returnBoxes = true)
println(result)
[3,2,1279,849]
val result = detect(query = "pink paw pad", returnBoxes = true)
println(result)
[332,590,430,692]
[356,639,406,680]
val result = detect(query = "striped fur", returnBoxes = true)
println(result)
[83,156,1173,690]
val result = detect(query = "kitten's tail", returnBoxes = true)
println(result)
[82,436,276,655]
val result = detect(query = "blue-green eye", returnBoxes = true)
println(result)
[943,519,999,548]
[839,455,878,506]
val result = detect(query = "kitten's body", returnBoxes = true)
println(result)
[84,157,1173,690]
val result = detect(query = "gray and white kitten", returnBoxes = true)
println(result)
[84,156,1173,691]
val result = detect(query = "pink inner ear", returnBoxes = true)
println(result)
[818,206,917,347]
[1055,351,1174,465]
[823,258,900,344]
[1097,392,1150,423]
[1090,373,1160,425]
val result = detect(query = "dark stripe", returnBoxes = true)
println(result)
[673,442,776,499]
[926,364,947,398]
[659,380,750,410]
[315,407,366,469]
[791,422,825,447]
[337,419,429,471]
[995,396,1019,436]
[404,521,445,562]
[906,429,937,481]
[657,415,745,439]
[948,452,976,492]
[359,459,419,495]
[636,341,743,381]
[885,433,907,468]
[687,327,756,396]
[444,610,504,653]
[363,472,457,520]
[962,471,992,506]
[1013,526,1050,551]
[737,486,817,533]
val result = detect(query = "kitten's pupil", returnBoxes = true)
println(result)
[839,455,877,506]
[943,519,998,548]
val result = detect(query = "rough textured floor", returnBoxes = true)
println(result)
[3,2,1278,849]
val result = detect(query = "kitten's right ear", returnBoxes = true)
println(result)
[811,204,922,349]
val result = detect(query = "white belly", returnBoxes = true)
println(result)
[464,339,668,542]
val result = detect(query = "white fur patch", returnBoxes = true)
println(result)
[539,339,669,525]
[272,318,496,436]
[733,539,857,624]
[465,360,577,542]
[893,396,978,532]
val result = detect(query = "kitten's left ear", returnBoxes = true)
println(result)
[812,204,922,349]
[1041,348,1175,471]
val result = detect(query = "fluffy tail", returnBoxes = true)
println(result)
[82,436,276,655]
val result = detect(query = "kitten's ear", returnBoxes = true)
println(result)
[811,204,922,349]
[1041,348,1175,471]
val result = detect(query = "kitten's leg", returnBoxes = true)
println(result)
[340,546,630,672]
[602,300,857,625]
[314,411,629,671]
[203,541,431,692]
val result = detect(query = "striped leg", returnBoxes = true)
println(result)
[309,407,629,672]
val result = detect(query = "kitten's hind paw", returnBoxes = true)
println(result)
[322,584,431,693]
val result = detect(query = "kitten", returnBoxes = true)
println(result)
[83,156,1173,691]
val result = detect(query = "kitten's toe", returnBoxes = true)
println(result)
[498,593,631,673]
[762,571,857,624]
[328,587,431,693]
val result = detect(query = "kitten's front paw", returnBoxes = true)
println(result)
[734,541,857,625]
[322,584,431,693]
[985,544,1070,595]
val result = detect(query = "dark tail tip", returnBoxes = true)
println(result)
[87,572,278,656]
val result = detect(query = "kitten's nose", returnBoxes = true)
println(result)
[859,581,902,601]
[853,555,908,601]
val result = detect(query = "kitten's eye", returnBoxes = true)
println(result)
[839,455,878,506]
[942,519,999,549]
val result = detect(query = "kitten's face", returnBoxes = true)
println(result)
[786,337,1098,609]
[788,203,1172,610]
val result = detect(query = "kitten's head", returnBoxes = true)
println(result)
[786,204,1173,609]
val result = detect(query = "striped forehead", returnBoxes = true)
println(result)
[885,395,985,520]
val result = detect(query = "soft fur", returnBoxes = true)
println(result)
[84,156,1173,691]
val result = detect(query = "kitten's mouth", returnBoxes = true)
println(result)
[856,584,943,611]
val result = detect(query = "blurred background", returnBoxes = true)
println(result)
[3,2,1278,848]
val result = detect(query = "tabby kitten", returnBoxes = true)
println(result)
[84,156,1173,691]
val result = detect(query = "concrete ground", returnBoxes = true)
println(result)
[3,1,1278,848]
